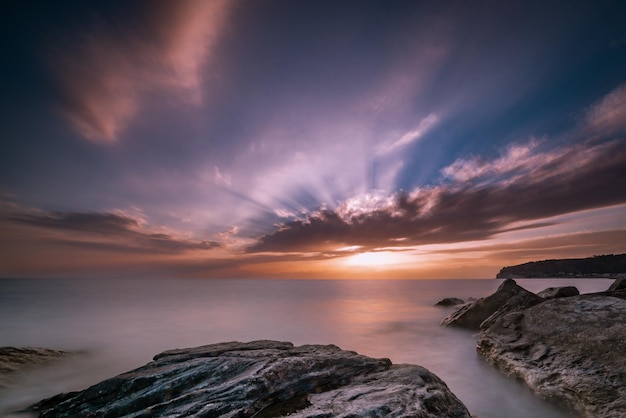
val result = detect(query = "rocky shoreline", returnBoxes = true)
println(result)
[442,278,626,417]
[5,278,625,417]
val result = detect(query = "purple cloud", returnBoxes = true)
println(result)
[248,137,626,253]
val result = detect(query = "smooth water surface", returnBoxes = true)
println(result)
[0,278,612,417]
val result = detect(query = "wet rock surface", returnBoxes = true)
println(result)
[477,295,626,417]
[0,347,69,390]
[536,286,579,299]
[29,340,472,418]
[441,279,543,330]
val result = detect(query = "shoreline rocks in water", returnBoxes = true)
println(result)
[442,278,626,417]
[608,277,626,291]
[0,347,69,390]
[28,340,472,418]
[477,295,626,417]
[440,279,543,330]
[536,285,579,299]
[435,297,465,306]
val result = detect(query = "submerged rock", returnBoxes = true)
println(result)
[477,295,626,417]
[0,347,68,389]
[435,297,465,306]
[441,279,543,330]
[536,286,579,299]
[29,340,472,418]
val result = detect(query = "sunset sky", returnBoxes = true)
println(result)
[1,0,626,279]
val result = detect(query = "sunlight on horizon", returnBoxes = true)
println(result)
[344,251,414,268]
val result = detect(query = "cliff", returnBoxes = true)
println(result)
[496,253,626,279]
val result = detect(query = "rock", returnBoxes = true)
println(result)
[441,279,543,330]
[585,288,626,301]
[477,295,626,417]
[0,347,68,389]
[29,340,472,418]
[608,277,626,291]
[435,297,465,306]
[536,286,579,299]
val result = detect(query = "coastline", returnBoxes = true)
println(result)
[1,278,616,418]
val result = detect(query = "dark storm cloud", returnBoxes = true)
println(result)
[248,138,626,253]
[11,211,221,254]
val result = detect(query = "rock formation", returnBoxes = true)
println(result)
[536,286,579,299]
[435,297,465,306]
[608,277,626,291]
[477,295,626,417]
[29,340,472,418]
[0,347,68,389]
[441,279,543,330]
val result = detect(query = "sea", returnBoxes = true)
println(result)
[0,277,614,417]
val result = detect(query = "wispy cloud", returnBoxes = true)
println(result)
[9,210,221,254]
[376,113,439,155]
[441,138,544,183]
[49,0,231,143]
[214,166,232,187]
[584,83,626,136]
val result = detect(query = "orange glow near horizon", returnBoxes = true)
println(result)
[344,251,413,268]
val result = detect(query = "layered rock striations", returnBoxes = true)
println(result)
[477,295,626,417]
[29,340,472,418]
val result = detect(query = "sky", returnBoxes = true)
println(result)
[1,0,626,279]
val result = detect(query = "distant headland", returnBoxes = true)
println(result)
[496,253,626,279]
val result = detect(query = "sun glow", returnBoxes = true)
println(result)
[344,251,408,267]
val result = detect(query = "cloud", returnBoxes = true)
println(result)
[9,210,221,254]
[376,113,439,155]
[584,83,626,137]
[441,138,543,183]
[248,138,626,253]
[49,0,231,143]
[214,166,232,187]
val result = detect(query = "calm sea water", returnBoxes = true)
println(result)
[0,278,613,417]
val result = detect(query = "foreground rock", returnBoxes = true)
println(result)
[29,340,471,418]
[0,347,68,390]
[536,286,579,299]
[477,295,626,417]
[441,279,543,330]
